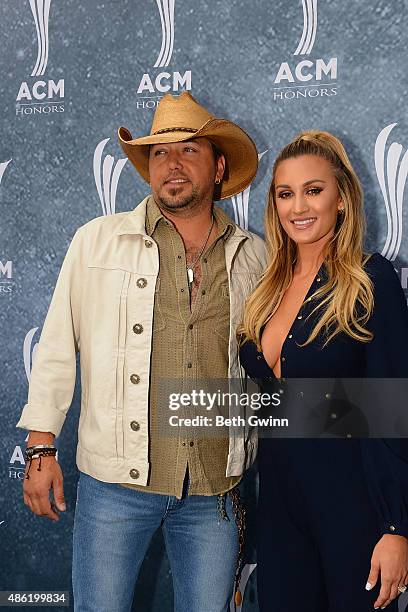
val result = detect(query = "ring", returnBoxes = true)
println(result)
[397,585,407,594]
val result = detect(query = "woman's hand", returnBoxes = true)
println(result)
[366,534,408,609]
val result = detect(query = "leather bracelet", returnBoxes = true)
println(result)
[25,448,57,480]
[25,444,56,459]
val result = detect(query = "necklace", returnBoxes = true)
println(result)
[186,215,215,287]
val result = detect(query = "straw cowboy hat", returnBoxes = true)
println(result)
[117,92,258,200]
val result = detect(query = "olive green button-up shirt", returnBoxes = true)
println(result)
[122,198,241,498]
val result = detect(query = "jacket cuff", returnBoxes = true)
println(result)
[381,521,408,539]
[16,403,65,438]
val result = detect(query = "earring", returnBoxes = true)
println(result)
[215,178,221,185]
[338,207,344,215]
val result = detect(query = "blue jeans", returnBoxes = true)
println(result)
[72,472,239,612]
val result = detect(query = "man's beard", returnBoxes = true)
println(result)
[156,183,202,213]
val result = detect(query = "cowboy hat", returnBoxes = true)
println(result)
[117,92,258,200]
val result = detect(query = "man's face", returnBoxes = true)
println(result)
[148,137,225,213]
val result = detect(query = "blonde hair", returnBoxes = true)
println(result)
[240,130,374,349]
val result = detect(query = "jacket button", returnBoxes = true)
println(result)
[325,393,331,399]
[133,323,143,334]
[129,469,140,479]
[144,240,153,248]
[297,315,303,320]
[331,413,337,419]
[137,278,147,288]
[389,525,396,532]
[288,334,293,339]
[189,441,194,447]
[130,374,140,384]
[130,421,140,431]
[281,357,286,362]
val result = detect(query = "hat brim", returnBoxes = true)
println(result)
[118,118,258,200]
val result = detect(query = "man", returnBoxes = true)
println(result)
[17,92,267,611]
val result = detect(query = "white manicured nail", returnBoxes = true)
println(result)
[365,582,373,590]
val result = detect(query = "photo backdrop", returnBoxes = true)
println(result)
[1,1,407,610]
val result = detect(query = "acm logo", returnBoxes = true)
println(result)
[15,0,64,117]
[0,260,14,294]
[0,160,12,185]
[93,138,128,216]
[375,123,408,291]
[9,329,40,479]
[136,0,192,110]
[231,151,268,230]
[273,0,338,101]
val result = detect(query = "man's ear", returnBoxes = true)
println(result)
[216,154,226,183]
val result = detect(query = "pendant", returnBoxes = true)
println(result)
[187,268,194,284]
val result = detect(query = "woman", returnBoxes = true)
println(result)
[239,131,408,611]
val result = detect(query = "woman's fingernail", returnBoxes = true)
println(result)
[366,582,372,590]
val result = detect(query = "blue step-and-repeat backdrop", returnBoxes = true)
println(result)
[1,1,407,610]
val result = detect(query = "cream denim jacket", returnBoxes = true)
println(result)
[16,196,268,485]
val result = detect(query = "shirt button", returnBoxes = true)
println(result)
[133,323,143,334]
[129,469,140,479]
[316,277,321,282]
[144,240,153,248]
[182,442,186,446]
[325,393,331,399]
[331,413,337,419]
[297,315,303,320]
[130,374,140,384]
[189,441,194,447]
[346,433,352,438]
[181,288,185,293]
[130,421,140,431]
[201,290,206,295]
[188,324,193,329]
[137,278,147,289]
[389,525,396,532]
[279,389,284,395]
[177,255,182,259]
[281,357,286,362]
[187,363,192,369]
[203,258,207,264]
[257,354,262,361]
[288,334,293,339]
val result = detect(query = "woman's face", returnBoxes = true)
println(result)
[273,154,343,246]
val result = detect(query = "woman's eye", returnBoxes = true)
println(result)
[307,187,323,195]
[277,191,291,199]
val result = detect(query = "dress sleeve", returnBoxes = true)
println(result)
[360,253,408,538]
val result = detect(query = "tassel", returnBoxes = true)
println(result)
[235,590,242,606]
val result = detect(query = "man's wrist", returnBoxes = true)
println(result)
[27,431,55,446]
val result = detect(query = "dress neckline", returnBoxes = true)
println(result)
[260,261,326,377]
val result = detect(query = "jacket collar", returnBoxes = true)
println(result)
[116,194,251,240]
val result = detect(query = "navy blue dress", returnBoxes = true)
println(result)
[239,253,408,612]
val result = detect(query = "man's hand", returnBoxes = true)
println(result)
[366,534,408,609]
[23,455,66,522]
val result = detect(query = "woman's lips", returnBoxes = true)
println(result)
[291,217,317,229]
